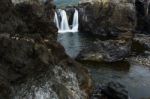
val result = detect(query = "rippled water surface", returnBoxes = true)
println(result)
[58,32,150,99]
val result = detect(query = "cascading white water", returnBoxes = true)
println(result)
[54,9,79,33]
[71,9,79,32]
[54,12,60,29]
[59,10,71,33]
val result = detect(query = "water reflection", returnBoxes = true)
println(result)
[58,33,81,58]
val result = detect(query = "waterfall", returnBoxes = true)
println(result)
[54,12,60,29]
[59,10,71,33]
[54,9,79,33]
[71,9,79,32]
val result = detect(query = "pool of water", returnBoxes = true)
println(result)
[58,32,150,99]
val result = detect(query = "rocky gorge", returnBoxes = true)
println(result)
[0,0,150,99]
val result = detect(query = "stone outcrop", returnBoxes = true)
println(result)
[0,0,92,99]
[78,0,136,37]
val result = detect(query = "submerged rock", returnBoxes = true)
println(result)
[91,82,129,99]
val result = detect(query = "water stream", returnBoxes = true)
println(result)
[58,32,150,99]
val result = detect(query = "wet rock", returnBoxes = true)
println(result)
[91,82,129,99]
[133,34,150,51]
[129,50,150,66]
[78,0,136,37]
[76,32,132,62]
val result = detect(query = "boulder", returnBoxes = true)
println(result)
[76,31,132,62]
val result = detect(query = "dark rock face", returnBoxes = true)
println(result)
[65,7,76,25]
[0,0,92,98]
[135,0,150,33]
[91,82,129,99]
[78,1,136,37]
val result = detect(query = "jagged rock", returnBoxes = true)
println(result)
[78,0,136,37]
